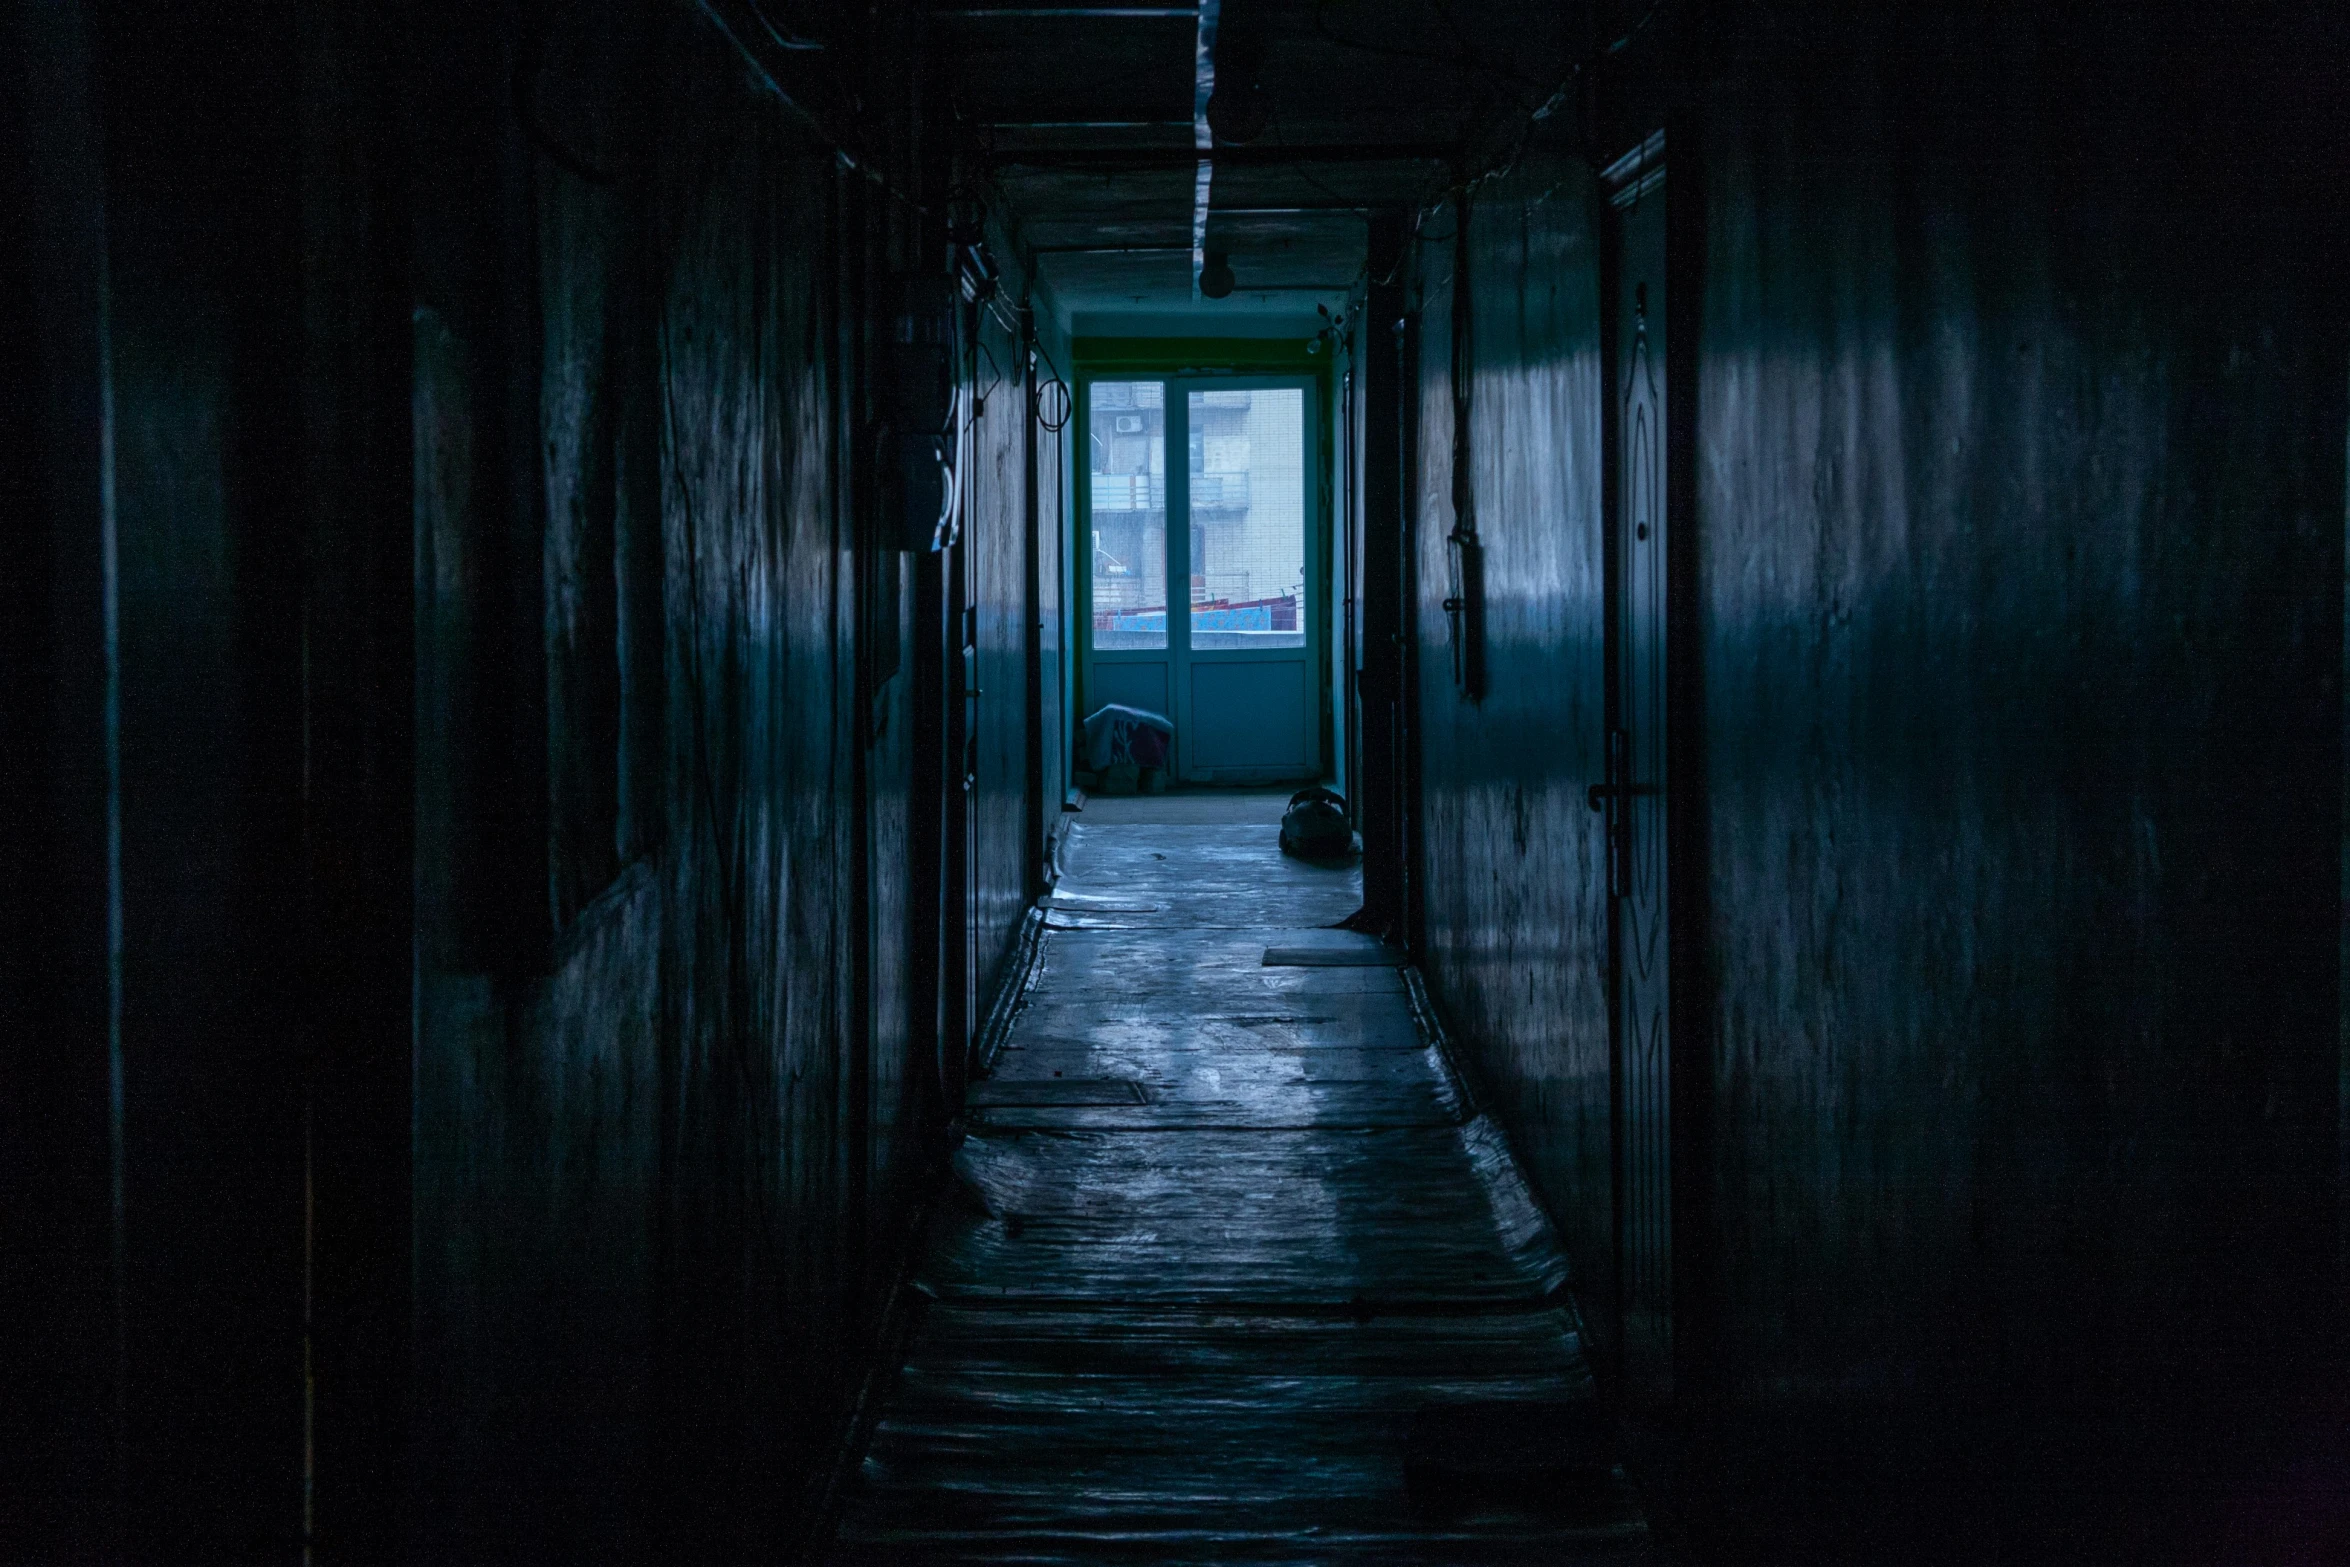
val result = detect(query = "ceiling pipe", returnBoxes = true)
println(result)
[1190,0,1220,299]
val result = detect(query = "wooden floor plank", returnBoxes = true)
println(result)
[831,818,1643,1562]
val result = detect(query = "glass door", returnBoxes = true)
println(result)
[1082,380,1174,747]
[1173,378,1318,782]
[1080,375,1321,784]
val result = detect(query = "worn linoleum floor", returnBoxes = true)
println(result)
[833,813,1645,1564]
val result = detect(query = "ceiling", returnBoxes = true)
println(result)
[927,0,1587,335]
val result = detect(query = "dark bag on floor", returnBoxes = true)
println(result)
[1280,786,1352,858]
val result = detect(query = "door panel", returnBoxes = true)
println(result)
[1081,379,1173,763]
[1189,661,1308,772]
[1087,380,1168,651]
[1081,374,1324,786]
[1089,662,1169,724]
[1607,147,1672,1401]
[1185,386,1307,650]
[1177,381,1319,782]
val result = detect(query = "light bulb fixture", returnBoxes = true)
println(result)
[1200,250,1236,299]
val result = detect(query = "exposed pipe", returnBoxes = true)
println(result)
[1189,0,1220,299]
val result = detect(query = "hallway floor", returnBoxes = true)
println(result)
[834,804,1646,1562]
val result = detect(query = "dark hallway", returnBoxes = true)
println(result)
[836,791,1642,1560]
[6,1,2348,1563]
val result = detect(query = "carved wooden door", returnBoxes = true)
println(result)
[1602,137,1673,1401]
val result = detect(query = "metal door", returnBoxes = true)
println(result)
[1601,136,1673,1400]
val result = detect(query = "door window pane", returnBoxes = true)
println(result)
[1088,381,1166,651]
[1186,387,1306,650]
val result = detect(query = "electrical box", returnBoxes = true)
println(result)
[885,274,955,430]
[880,274,957,550]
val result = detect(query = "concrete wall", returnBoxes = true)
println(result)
[1412,3,2349,1556]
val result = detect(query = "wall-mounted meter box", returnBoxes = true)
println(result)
[880,274,958,549]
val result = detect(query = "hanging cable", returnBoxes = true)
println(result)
[1035,369,1072,434]
[1263,96,1385,215]
[1354,0,1670,295]
[930,380,969,551]
[693,0,928,214]
[745,0,825,50]
[1024,310,1073,434]
[941,167,1085,445]
[975,340,1005,410]
[514,12,616,185]
[1312,0,1551,97]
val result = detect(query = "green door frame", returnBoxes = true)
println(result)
[1071,338,1336,785]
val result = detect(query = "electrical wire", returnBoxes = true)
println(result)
[693,0,929,215]
[1358,0,1669,293]
[1262,96,1384,214]
[976,285,1074,437]
[1035,374,1072,434]
[746,0,825,50]
[1025,310,1073,433]
[1531,0,1664,124]
[928,382,971,551]
[983,289,1024,342]
[1312,0,1552,98]
[953,171,1080,437]
[514,13,616,186]
[976,340,1006,407]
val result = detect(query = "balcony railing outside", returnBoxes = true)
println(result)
[1089,473,1164,512]
[1187,471,1249,511]
[1090,471,1250,512]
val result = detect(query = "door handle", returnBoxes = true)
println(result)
[1587,726,1631,899]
